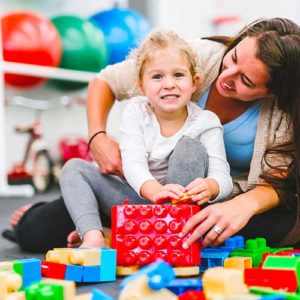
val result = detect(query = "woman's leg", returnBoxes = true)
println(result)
[14,198,74,252]
[59,159,145,242]
[166,135,208,186]
[239,206,297,247]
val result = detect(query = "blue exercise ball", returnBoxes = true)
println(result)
[90,7,151,65]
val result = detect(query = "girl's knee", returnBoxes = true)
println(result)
[59,158,89,184]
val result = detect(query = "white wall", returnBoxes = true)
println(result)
[1,0,300,170]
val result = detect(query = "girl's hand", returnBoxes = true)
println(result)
[180,196,254,247]
[153,183,185,204]
[89,134,124,177]
[185,178,218,205]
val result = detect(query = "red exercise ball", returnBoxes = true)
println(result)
[1,11,62,88]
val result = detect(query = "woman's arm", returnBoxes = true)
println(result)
[180,184,280,247]
[87,77,123,176]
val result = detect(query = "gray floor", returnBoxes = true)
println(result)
[0,185,121,297]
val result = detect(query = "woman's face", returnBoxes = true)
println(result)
[216,37,272,102]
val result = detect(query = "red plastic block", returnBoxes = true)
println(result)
[111,203,201,267]
[41,261,66,279]
[179,291,205,300]
[260,252,294,267]
[244,268,298,292]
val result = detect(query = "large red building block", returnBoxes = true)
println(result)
[111,203,201,267]
[244,268,298,292]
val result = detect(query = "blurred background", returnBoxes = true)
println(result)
[1,0,299,195]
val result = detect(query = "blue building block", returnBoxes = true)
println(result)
[82,266,101,282]
[166,279,202,295]
[65,264,83,282]
[14,258,41,288]
[120,261,175,291]
[260,296,286,300]
[99,248,116,282]
[92,288,115,300]
[200,250,230,272]
[221,235,245,251]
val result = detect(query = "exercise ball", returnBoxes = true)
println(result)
[1,11,62,88]
[90,7,150,65]
[50,15,109,89]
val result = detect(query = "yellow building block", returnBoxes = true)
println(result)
[46,248,75,264]
[74,293,91,300]
[203,267,248,300]
[173,266,200,277]
[0,272,22,300]
[4,291,25,300]
[117,266,139,276]
[70,249,101,266]
[41,278,76,300]
[119,275,177,300]
[0,262,14,272]
[223,257,252,269]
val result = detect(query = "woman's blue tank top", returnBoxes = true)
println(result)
[198,87,262,176]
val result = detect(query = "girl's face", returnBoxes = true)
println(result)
[216,37,273,102]
[140,48,200,115]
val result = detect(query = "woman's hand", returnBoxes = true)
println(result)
[180,195,256,248]
[89,133,123,177]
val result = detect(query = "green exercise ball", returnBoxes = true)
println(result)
[50,15,109,89]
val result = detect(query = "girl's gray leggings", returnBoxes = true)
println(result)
[59,136,208,237]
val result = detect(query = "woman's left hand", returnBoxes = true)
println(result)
[180,196,255,247]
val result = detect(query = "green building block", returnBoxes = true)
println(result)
[25,282,64,300]
[230,237,270,267]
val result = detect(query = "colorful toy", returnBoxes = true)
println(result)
[119,261,177,300]
[1,11,61,88]
[111,201,201,276]
[50,15,108,89]
[89,7,150,64]
[43,248,116,283]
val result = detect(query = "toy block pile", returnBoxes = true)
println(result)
[43,248,116,282]
[111,202,201,276]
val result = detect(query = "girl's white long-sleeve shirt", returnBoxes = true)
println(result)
[119,96,233,201]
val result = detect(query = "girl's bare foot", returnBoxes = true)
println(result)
[10,204,33,230]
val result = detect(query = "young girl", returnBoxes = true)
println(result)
[59,29,232,248]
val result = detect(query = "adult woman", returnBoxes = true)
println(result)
[8,17,300,252]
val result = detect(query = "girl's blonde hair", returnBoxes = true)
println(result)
[131,28,199,83]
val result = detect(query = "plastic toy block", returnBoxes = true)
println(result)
[46,249,75,265]
[200,250,230,272]
[173,266,200,277]
[119,274,177,300]
[4,291,25,300]
[178,290,205,300]
[98,248,116,282]
[0,261,14,272]
[111,203,201,267]
[224,257,252,269]
[219,235,245,252]
[260,296,286,300]
[120,261,175,291]
[230,238,270,267]
[41,278,76,300]
[166,278,202,295]
[202,267,248,299]
[41,261,66,280]
[244,268,298,292]
[13,259,41,289]
[25,282,64,300]
[70,249,101,266]
[0,271,22,299]
[92,289,114,300]
[260,253,294,268]
[249,287,299,300]
[82,266,101,282]
[116,266,139,276]
[74,293,92,300]
[65,265,83,282]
